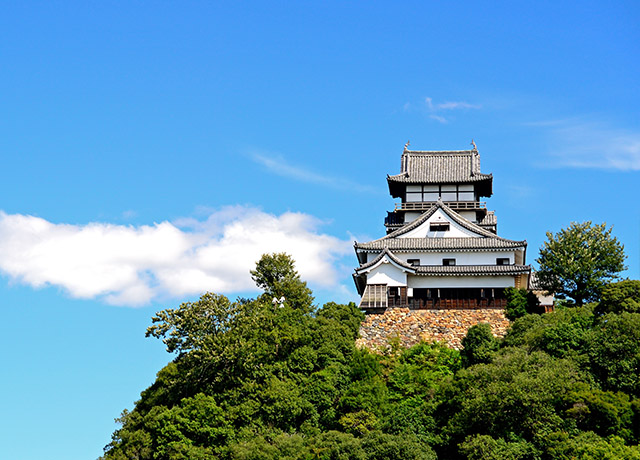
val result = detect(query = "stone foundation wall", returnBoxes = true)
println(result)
[355,307,510,351]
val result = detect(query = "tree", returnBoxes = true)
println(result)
[596,279,640,315]
[586,312,640,397]
[504,287,541,321]
[436,348,587,457]
[460,323,499,367]
[251,252,314,312]
[459,434,540,460]
[502,305,594,359]
[536,221,626,305]
[146,292,238,354]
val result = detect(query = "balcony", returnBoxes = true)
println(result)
[395,201,486,212]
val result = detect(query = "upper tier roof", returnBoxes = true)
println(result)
[355,236,524,252]
[387,148,493,197]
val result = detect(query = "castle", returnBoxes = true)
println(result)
[354,143,531,350]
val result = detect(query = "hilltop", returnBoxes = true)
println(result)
[101,253,640,460]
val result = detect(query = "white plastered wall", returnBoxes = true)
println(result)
[400,208,479,238]
[404,212,421,223]
[397,251,514,265]
[408,275,515,288]
[457,211,477,222]
[366,262,408,287]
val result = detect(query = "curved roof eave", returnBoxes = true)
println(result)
[354,247,417,275]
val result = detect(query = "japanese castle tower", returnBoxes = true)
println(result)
[353,143,531,311]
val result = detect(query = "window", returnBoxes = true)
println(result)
[443,258,456,266]
[496,258,510,265]
[440,185,457,201]
[412,288,506,302]
[359,284,388,309]
[481,288,496,298]
[430,222,450,232]
[407,259,420,266]
[405,184,476,202]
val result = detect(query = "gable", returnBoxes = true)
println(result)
[366,261,408,287]
[399,208,485,239]
[356,250,416,275]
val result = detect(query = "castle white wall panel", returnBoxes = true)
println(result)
[367,263,407,287]
[408,274,515,288]
[400,209,479,238]
[397,251,514,265]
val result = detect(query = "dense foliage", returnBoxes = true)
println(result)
[504,287,542,320]
[536,221,626,305]
[102,254,640,459]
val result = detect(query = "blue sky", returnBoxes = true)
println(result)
[1,2,638,459]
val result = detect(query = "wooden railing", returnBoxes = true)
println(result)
[407,298,506,309]
[395,201,486,211]
[360,298,506,310]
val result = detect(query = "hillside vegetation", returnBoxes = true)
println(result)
[101,254,640,460]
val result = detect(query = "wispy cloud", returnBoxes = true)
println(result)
[405,97,481,123]
[250,151,378,193]
[528,118,640,171]
[429,114,448,124]
[425,97,481,111]
[437,101,482,110]
[0,207,353,306]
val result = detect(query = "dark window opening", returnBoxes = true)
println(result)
[442,258,456,266]
[414,288,437,299]
[430,222,450,232]
[404,185,476,202]
[387,286,399,297]
[407,259,420,266]
[496,258,510,265]
[412,287,507,302]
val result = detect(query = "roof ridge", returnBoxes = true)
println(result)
[404,149,475,154]
[415,264,531,276]
[354,235,526,247]
[354,247,416,273]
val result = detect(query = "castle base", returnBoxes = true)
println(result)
[356,307,510,351]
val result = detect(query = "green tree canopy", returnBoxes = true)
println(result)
[503,287,541,321]
[251,252,314,312]
[103,253,640,460]
[460,323,499,367]
[536,221,626,305]
[596,279,640,315]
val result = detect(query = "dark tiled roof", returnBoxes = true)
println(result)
[479,210,497,226]
[415,264,531,276]
[387,149,492,184]
[355,237,524,251]
[529,270,543,290]
[355,247,416,274]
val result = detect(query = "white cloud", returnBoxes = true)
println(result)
[429,114,448,124]
[0,207,353,307]
[250,151,379,193]
[425,97,434,110]
[437,101,481,110]
[416,97,481,123]
[529,118,640,171]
